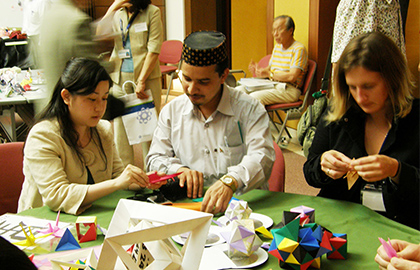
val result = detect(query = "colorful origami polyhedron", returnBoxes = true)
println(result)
[224,200,252,221]
[220,219,263,259]
[268,218,333,270]
[326,233,347,260]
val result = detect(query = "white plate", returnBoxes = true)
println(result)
[217,213,273,229]
[199,244,268,270]
[172,225,225,247]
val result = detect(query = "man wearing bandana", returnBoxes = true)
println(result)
[146,31,275,214]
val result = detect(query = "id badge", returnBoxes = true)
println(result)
[134,22,147,32]
[361,184,386,212]
[118,49,131,59]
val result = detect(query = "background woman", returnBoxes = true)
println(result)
[18,58,164,215]
[303,32,419,229]
[103,0,163,167]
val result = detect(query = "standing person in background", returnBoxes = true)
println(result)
[22,0,52,69]
[303,32,419,230]
[331,0,406,67]
[102,0,163,167]
[37,0,103,114]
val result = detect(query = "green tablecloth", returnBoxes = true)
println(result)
[19,190,420,269]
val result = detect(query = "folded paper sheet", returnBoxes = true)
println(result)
[97,199,212,270]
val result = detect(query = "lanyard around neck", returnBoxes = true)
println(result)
[120,9,140,47]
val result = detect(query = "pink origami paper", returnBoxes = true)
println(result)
[148,172,182,184]
[378,237,397,259]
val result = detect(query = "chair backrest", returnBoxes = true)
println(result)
[159,40,183,65]
[301,59,317,95]
[268,141,285,192]
[298,59,317,111]
[0,142,24,214]
[252,54,272,77]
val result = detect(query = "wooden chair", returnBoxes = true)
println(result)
[268,141,285,192]
[159,40,183,104]
[265,59,317,144]
[0,142,24,214]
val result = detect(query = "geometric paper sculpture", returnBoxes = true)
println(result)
[76,216,97,243]
[327,233,347,260]
[55,228,81,252]
[269,208,348,270]
[268,218,333,270]
[220,219,262,258]
[224,200,252,222]
[50,248,98,270]
[96,199,212,270]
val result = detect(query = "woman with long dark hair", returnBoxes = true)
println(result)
[18,58,164,215]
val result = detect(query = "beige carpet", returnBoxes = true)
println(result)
[282,148,319,196]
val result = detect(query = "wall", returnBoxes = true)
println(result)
[166,0,185,41]
[0,0,24,29]
[274,0,309,50]
[231,0,267,75]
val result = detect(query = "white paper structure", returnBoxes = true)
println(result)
[97,199,212,270]
[50,248,98,270]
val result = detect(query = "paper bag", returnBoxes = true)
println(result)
[119,81,158,145]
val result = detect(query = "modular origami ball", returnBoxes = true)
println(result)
[268,208,348,270]
[220,219,263,259]
[224,200,252,221]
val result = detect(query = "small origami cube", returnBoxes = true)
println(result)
[327,233,347,260]
[76,216,97,243]
[220,219,262,259]
[224,200,252,221]
[290,206,315,226]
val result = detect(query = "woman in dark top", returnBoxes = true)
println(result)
[303,32,419,230]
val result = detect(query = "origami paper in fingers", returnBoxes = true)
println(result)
[378,237,397,259]
[148,172,182,184]
[224,200,252,222]
[344,170,359,190]
[37,211,65,238]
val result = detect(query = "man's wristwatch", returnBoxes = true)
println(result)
[219,175,237,193]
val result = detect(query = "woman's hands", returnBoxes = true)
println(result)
[115,165,166,190]
[321,151,400,183]
[350,155,399,183]
[375,239,420,270]
[320,150,352,179]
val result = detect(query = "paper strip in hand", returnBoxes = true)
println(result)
[148,172,182,184]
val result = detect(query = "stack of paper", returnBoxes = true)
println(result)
[238,78,278,93]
